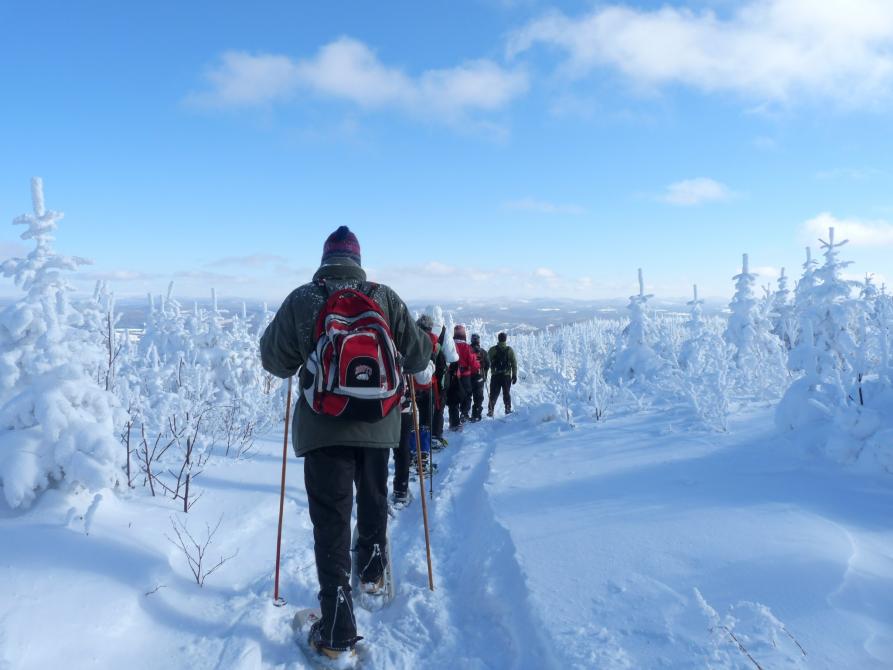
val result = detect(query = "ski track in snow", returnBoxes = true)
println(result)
[1,403,892,669]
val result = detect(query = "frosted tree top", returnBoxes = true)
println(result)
[2,177,90,295]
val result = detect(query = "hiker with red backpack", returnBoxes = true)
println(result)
[447,324,480,430]
[260,226,432,662]
[469,333,489,422]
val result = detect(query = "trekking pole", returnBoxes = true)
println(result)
[428,387,434,499]
[273,376,293,607]
[409,376,435,591]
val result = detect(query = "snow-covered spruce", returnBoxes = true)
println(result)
[770,267,795,350]
[608,268,667,385]
[723,253,787,397]
[777,227,893,472]
[0,178,122,509]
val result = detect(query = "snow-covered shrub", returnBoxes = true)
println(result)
[0,179,123,509]
[680,285,732,431]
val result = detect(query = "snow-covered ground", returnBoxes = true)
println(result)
[2,392,891,669]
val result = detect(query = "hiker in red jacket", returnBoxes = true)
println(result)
[447,324,480,429]
[469,333,489,422]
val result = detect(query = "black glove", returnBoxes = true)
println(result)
[511,376,517,385]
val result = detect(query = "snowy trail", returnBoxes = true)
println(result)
[1,405,892,669]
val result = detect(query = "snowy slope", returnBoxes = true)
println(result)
[1,398,891,669]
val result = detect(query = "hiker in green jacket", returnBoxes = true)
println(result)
[260,226,432,661]
[487,332,518,417]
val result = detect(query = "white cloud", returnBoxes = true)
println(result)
[206,253,289,269]
[533,267,557,279]
[504,197,585,214]
[422,261,457,276]
[752,265,781,280]
[802,212,893,247]
[507,1,893,107]
[661,178,732,206]
[81,270,163,282]
[174,270,255,285]
[189,37,528,123]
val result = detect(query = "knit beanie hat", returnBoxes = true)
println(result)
[417,314,434,332]
[454,324,467,340]
[322,226,361,265]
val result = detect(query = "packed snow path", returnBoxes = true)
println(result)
[1,405,891,669]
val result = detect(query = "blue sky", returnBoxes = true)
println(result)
[2,0,893,302]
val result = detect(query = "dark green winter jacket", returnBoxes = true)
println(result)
[260,261,433,456]
[487,342,517,378]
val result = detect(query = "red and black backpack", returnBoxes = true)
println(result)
[301,280,403,421]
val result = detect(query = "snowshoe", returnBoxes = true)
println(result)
[292,608,361,669]
[431,435,448,450]
[409,460,438,481]
[350,525,395,610]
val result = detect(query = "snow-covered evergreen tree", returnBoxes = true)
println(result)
[0,178,122,509]
[608,269,664,383]
[723,254,786,395]
[787,228,860,403]
[771,268,795,350]
[776,228,893,472]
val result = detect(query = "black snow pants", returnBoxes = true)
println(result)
[447,375,471,428]
[393,414,413,497]
[304,446,390,647]
[471,375,485,419]
[488,374,512,414]
[459,376,473,418]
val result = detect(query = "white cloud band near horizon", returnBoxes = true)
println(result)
[802,212,893,247]
[507,0,893,107]
[188,37,529,122]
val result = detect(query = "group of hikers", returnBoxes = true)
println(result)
[260,226,518,662]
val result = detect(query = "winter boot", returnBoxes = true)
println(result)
[358,543,387,596]
[308,618,360,661]
[390,489,411,510]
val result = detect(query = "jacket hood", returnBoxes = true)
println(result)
[313,261,367,283]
